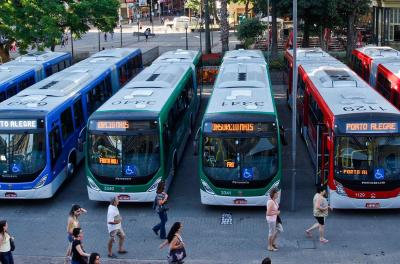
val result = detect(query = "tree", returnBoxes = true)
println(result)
[236,18,266,48]
[220,0,229,52]
[0,0,119,62]
[337,0,371,60]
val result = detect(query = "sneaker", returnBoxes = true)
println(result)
[108,254,118,258]
[152,228,159,236]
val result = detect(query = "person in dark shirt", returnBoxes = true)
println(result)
[71,228,90,264]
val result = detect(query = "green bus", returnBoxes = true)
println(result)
[85,62,198,201]
[194,55,285,206]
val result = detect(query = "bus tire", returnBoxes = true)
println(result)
[67,152,76,177]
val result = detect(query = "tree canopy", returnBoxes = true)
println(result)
[236,18,266,48]
[0,0,120,61]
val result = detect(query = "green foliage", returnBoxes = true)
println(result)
[236,18,266,48]
[0,0,119,60]
[185,0,201,13]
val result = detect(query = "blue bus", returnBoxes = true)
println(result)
[0,51,72,102]
[0,48,142,199]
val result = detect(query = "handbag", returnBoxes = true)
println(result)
[10,237,15,251]
[168,247,187,263]
[276,215,284,233]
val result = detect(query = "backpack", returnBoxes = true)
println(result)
[152,195,158,210]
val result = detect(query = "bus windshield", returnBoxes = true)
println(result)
[88,133,160,183]
[335,136,400,182]
[202,136,278,186]
[0,133,46,182]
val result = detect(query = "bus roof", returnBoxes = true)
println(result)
[93,63,191,114]
[300,63,400,117]
[379,60,400,79]
[285,48,337,64]
[205,62,275,115]
[0,51,70,86]
[222,49,266,63]
[354,46,400,60]
[152,49,201,65]
[0,48,140,114]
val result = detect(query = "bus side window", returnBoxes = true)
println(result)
[45,66,52,77]
[73,99,84,129]
[52,64,58,74]
[6,84,17,98]
[19,76,35,91]
[58,61,65,71]
[118,64,128,86]
[105,75,112,98]
[376,72,391,100]
[65,59,71,68]
[49,126,62,167]
[0,92,6,102]
[60,107,74,141]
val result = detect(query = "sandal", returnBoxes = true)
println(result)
[305,230,312,238]
[320,238,329,244]
[108,254,117,258]
[118,250,128,254]
[273,244,279,249]
[268,247,278,252]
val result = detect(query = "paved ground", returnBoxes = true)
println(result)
[2,81,400,264]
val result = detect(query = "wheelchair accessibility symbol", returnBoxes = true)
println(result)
[242,168,254,180]
[374,168,385,180]
[11,163,21,173]
[124,165,137,176]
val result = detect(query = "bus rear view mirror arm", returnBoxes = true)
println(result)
[279,125,288,146]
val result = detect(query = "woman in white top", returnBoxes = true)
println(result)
[0,220,14,264]
[266,188,280,251]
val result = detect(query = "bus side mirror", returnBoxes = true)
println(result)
[193,128,200,156]
[279,125,288,146]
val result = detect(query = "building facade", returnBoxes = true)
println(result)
[373,0,400,44]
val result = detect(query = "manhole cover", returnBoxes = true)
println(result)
[220,213,233,225]
[297,240,316,249]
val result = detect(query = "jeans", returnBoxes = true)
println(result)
[0,251,14,264]
[153,211,168,239]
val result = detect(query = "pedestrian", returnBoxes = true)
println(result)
[61,34,65,47]
[152,181,168,239]
[0,220,14,264]
[161,17,164,25]
[305,185,330,243]
[89,253,100,264]
[65,205,87,263]
[262,257,271,264]
[104,33,108,42]
[160,222,186,264]
[64,33,69,45]
[107,196,127,258]
[71,228,90,264]
[144,28,150,42]
[266,188,280,252]
[110,31,114,40]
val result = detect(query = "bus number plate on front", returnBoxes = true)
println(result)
[366,203,380,209]
[234,199,247,205]
[118,194,131,201]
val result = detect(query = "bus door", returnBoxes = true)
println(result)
[315,126,330,186]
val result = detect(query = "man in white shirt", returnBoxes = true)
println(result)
[107,196,127,258]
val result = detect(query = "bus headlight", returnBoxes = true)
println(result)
[34,175,48,189]
[88,177,100,191]
[201,180,215,195]
[334,181,347,196]
[147,178,162,192]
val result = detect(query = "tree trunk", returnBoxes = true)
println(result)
[271,0,278,60]
[204,0,212,53]
[220,0,229,52]
[0,45,11,63]
[245,0,250,18]
[302,18,310,47]
[346,11,356,60]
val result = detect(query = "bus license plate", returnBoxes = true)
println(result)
[5,192,17,198]
[234,199,247,205]
[366,203,380,209]
[118,194,130,201]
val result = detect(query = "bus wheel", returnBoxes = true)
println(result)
[67,153,76,177]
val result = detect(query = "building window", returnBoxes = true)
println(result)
[389,8,400,41]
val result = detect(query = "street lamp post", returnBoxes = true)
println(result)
[291,0,298,212]
[199,22,203,52]
[120,24,123,47]
[98,30,101,51]
[137,19,140,41]
[185,23,189,50]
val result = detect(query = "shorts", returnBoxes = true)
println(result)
[109,228,125,241]
[67,233,73,243]
[315,216,325,225]
[267,221,277,237]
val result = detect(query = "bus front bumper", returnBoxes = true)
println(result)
[0,184,55,199]
[330,191,400,209]
[88,187,156,202]
[200,189,268,206]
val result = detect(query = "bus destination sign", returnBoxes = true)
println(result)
[96,121,129,131]
[0,120,37,129]
[345,122,398,133]
[212,123,255,132]
[92,120,157,131]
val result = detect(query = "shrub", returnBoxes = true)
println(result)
[236,18,266,49]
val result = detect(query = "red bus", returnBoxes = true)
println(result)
[352,46,400,100]
[284,48,339,107]
[296,62,400,209]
